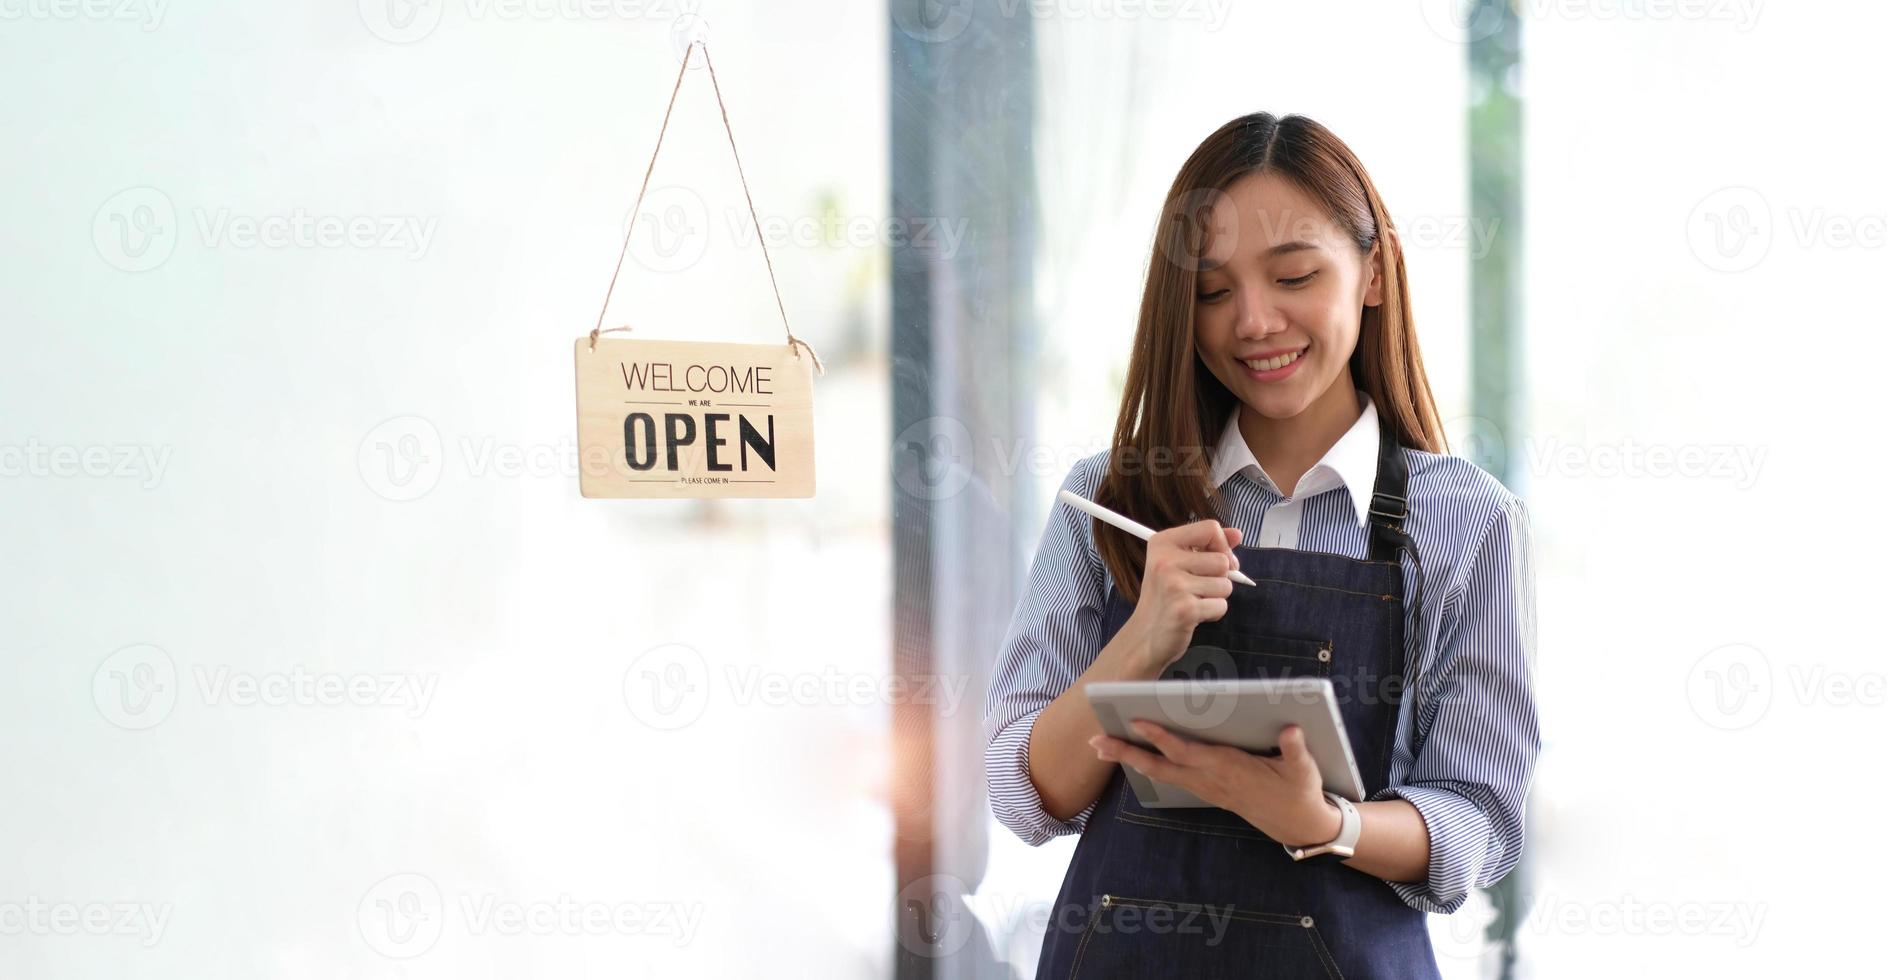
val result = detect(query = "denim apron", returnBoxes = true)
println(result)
[1035,422,1439,979]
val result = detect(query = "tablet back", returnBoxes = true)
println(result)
[1086,678,1367,807]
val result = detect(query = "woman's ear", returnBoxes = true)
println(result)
[1362,227,1396,308]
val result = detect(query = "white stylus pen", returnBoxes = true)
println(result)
[1056,489,1257,587]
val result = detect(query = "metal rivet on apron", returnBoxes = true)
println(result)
[1317,646,1332,663]
[1300,915,1315,928]
[1100,894,1113,908]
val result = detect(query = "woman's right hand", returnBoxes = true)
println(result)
[1118,519,1244,675]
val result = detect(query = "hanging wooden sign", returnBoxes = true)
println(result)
[574,40,821,500]
[574,336,815,498]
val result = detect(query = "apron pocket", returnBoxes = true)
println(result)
[1162,629,1334,682]
[1067,894,1345,980]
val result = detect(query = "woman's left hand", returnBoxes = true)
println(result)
[1089,721,1342,847]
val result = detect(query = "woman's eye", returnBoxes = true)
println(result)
[1196,289,1229,303]
[1279,271,1319,288]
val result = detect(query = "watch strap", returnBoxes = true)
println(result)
[1284,792,1360,863]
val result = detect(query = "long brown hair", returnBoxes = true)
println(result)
[1095,112,1448,603]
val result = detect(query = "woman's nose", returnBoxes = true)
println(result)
[1235,291,1286,338]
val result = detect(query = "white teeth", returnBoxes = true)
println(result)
[1244,348,1303,373]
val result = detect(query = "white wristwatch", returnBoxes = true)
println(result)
[1284,792,1360,862]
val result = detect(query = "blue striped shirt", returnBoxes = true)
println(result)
[983,392,1540,915]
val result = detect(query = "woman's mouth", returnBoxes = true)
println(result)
[1238,346,1307,382]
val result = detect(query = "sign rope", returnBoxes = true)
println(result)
[587,41,823,377]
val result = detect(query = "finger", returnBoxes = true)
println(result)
[1091,733,1159,764]
[1177,572,1234,599]
[1202,522,1239,567]
[1143,550,1228,585]
[1167,550,1236,578]
[1192,595,1229,622]
[1278,724,1320,777]
[1129,720,1201,765]
[1157,518,1227,550]
[1223,526,1243,549]
[1108,739,1183,782]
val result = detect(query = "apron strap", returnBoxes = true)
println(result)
[1365,415,1413,564]
[1365,411,1430,728]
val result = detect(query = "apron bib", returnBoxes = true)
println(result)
[1035,421,1440,979]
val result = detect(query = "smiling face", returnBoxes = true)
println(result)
[1190,171,1384,422]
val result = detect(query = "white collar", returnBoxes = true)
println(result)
[1207,390,1381,527]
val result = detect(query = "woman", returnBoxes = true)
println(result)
[984,113,1539,978]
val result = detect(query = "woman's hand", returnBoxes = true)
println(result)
[1089,721,1342,847]
[1020,518,1243,826]
[1118,519,1243,675]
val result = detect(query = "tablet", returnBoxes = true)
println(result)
[1085,678,1366,808]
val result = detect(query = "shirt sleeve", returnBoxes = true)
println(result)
[984,455,1111,847]
[1375,494,1541,914]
